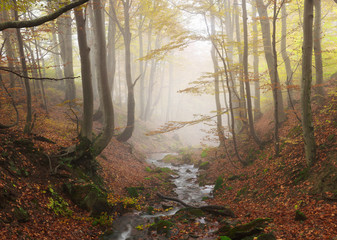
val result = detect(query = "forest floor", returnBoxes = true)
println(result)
[0,89,180,239]
[0,82,336,240]
[194,82,337,239]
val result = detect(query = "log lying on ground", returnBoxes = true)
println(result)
[157,192,236,217]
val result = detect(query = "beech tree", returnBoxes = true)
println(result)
[313,0,324,98]
[91,0,115,155]
[242,0,261,146]
[255,0,285,122]
[301,0,316,166]
[74,6,93,142]
[281,3,294,108]
[210,1,226,147]
[112,0,136,142]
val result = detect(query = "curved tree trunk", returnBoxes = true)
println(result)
[92,0,115,155]
[117,0,135,142]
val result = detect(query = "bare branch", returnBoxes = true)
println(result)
[0,66,80,81]
[0,0,89,31]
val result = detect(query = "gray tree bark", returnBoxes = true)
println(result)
[57,12,76,102]
[92,0,115,155]
[234,0,247,122]
[252,3,261,120]
[74,7,93,141]
[13,0,32,134]
[242,0,261,146]
[281,3,294,108]
[301,0,316,166]
[107,0,116,94]
[255,0,285,122]
[116,0,136,142]
[314,0,324,97]
[210,4,226,147]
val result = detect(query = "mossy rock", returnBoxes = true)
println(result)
[63,182,110,217]
[14,207,30,223]
[217,218,272,240]
[199,161,210,170]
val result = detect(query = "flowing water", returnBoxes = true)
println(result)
[105,153,214,240]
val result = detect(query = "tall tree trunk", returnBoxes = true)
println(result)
[224,0,241,132]
[1,9,16,88]
[144,36,160,121]
[75,7,93,141]
[210,6,226,147]
[117,0,135,142]
[92,0,115,155]
[58,12,76,102]
[51,27,63,80]
[149,62,165,118]
[252,3,261,120]
[313,0,324,97]
[272,1,281,156]
[166,60,173,122]
[107,0,116,94]
[13,1,32,134]
[255,0,285,122]
[242,0,261,146]
[234,0,246,123]
[301,0,316,166]
[281,3,294,108]
[140,22,153,120]
[138,15,145,118]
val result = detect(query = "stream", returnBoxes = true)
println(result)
[106,153,214,240]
